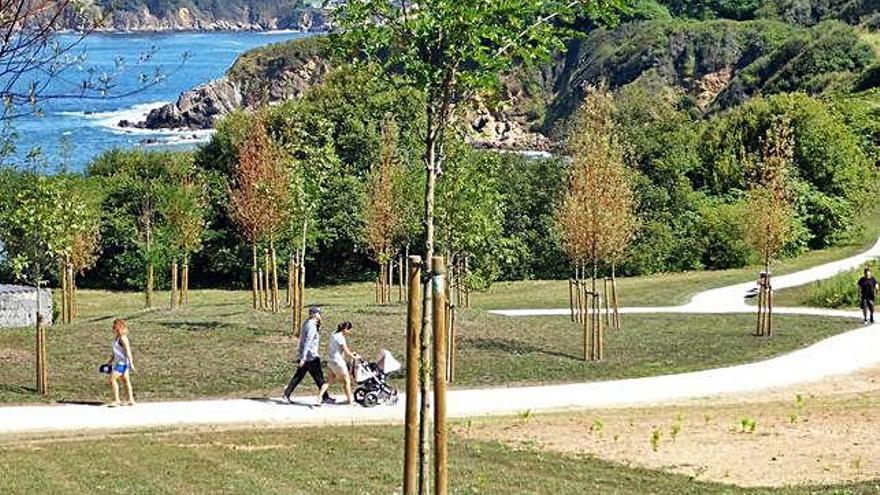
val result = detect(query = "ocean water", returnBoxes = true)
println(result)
[5,31,309,171]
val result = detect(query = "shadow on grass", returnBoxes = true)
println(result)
[465,337,582,361]
[0,384,35,396]
[154,321,239,332]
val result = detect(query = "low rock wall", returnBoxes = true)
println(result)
[0,285,53,328]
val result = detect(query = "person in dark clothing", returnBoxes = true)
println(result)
[283,306,334,405]
[858,267,878,324]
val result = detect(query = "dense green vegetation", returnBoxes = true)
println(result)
[3,1,879,292]
[2,424,880,494]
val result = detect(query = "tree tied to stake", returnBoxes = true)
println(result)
[364,114,407,304]
[228,112,290,312]
[745,116,796,337]
[557,84,636,359]
[332,1,624,493]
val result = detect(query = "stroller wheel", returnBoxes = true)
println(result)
[363,391,379,408]
[353,387,366,404]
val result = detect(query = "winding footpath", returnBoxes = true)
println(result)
[1,239,878,436]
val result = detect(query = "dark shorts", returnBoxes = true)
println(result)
[861,298,875,312]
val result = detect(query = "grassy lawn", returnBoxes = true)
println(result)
[0,424,877,494]
[0,288,858,404]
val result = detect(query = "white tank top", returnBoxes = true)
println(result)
[113,337,127,362]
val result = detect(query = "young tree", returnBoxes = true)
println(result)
[436,139,505,298]
[364,115,405,304]
[228,113,289,312]
[332,4,621,488]
[56,174,103,323]
[556,85,633,360]
[0,170,70,394]
[746,117,796,337]
[163,167,207,308]
[88,150,185,309]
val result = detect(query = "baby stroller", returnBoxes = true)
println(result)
[352,349,401,407]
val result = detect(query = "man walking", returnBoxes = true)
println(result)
[858,267,877,324]
[283,306,334,405]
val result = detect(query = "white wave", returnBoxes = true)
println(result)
[58,101,169,128]
[57,101,219,143]
[139,129,215,148]
[259,29,302,35]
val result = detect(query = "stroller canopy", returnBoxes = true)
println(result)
[376,349,401,374]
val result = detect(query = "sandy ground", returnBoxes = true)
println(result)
[459,363,880,487]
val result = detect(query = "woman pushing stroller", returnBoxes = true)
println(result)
[319,321,359,405]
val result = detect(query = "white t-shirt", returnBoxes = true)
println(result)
[328,332,347,364]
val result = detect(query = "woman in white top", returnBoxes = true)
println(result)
[106,318,135,407]
[322,321,357,405]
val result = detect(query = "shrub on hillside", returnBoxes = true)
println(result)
[806,262,879,308]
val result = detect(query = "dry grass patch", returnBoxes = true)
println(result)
[459,375,880,488]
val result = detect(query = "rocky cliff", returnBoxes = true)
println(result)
[135,36,331,131]
[63,0,333,32]
[132,17,880,150]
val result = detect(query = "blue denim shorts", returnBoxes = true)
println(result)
[114,361,129,374]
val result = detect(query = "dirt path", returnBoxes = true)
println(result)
[460,363,880,487]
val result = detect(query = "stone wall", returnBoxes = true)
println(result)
[0,285,53,328]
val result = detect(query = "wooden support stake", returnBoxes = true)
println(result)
[286,258,293,307]
[145,263,154,309]
[257,268,265,311]
[251,244,259,310]
[603,277,610,328]
[263,248,271,311]
[597,293,604,361]
[271,244,279,313]
[171,260,179,309]
[36,314,48,395]
[403,255,422,495]
[448,305,456,383]
[755,280,765,336]
[291,263,301,336]
[611,268,620,330]
[59,261,67,325]
[431,256,448,495]
[767,278,773,337]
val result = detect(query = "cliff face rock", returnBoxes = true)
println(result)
[74,5,333,32]
[238,56,331,107]
[141,78,242,130]
[135,39,330,130]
